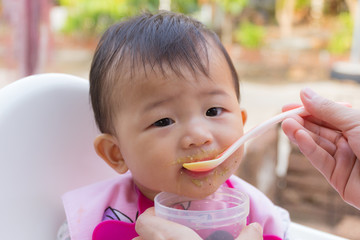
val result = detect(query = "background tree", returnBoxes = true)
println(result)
[2,0,51,77]
[215,0,248,45]
[275,0,296,38]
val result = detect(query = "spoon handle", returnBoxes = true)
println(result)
[183,102,351,172]
[219,107,308,162]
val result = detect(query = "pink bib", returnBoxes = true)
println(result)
[62,173,287,240]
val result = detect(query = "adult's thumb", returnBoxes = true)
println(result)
[236,223,263,240]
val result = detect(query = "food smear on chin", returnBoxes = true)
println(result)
[191,179,203,187]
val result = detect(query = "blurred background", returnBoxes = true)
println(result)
[1,0,360,239]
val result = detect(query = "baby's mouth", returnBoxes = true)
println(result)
[175,149,220,165]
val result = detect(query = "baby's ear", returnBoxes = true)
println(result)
[94,134,128,174]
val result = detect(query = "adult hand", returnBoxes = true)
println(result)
[282,87,360,209]
[133,207,263,240]
[236,222,263,240]
[133,207,201,240]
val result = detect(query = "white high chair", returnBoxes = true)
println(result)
[0,73,348,239]
[0,73,116,239]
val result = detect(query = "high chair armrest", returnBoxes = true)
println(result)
[289,222,348,240]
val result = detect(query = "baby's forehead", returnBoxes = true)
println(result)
[112,36,223,81]
[106,37,236,105]
[112,47,229,94]
[111,60,203,93]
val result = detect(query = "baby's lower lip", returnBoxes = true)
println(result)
[181,167,214,178]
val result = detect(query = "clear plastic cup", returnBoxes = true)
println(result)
[154,187,249,239]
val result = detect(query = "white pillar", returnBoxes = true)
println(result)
[159,0,171,11]
[310,0,324,20]
[350,0,360,62]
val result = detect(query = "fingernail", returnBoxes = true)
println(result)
[249,223,263,234]
[302,87,317,100]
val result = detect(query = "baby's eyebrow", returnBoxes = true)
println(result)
[142,89,229,113]
[200,89,229,97]
[199,89,234,103]
[143,95,178,112]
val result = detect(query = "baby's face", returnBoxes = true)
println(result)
[112,48,246,200]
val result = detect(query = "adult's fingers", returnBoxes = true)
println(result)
[300,88,354,132]
[282,103,302,112]
[282,117,339,156]
[135,207,201,240]
[300,88,360,158]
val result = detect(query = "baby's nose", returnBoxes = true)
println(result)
[181,122,213,149]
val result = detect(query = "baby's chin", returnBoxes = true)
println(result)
[177,188,217,200]
[176,179,226,199]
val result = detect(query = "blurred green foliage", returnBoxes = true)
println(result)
[327,12,353,54]
[59,0,159,36]
[234,21,265,49]
[59,0,201,36]
[57,0,354,53]
[276,0,311,11]
[215,0,248,15]
[171,0,199,14]
[295,0,311,10]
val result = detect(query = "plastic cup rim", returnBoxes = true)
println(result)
[154,187,250,218]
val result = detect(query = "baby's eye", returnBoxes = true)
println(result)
[206,107,223,117]
[153,118,175,127]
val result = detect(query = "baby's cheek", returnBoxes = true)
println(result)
[225,149,243,172]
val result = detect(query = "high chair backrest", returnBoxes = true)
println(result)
[0,73,116,240]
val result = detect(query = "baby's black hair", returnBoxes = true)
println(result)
[90,11,239,134]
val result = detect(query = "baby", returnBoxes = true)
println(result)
[59,11,290,240]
